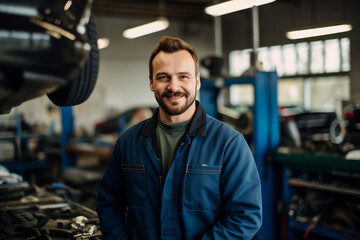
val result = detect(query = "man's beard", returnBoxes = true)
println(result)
[155,89,196,116]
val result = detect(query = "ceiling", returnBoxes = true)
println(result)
[91,0,215,22]
[91,0,300,22]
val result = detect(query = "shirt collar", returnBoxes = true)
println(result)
[143,100,206,137]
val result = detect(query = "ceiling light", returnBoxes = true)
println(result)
[64,0,72,11]
[205,0,276,17]
[123,18,169,39]
[286,24,352,40]
[97,38,110,49]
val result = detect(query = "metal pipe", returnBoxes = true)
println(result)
[252,5,259,65]
[214,16,222,56]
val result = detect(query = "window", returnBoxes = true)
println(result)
[305,76,350,111]
[296,42,309,75]
[229,37,350,77]
[278,78,303,107]
[310,41,324,74]
[229,84,254,106]
[324,39,340,73]
[229,49,251,76]
[283,44,297,76]
[341,38,351,71]
[228,38,351,110]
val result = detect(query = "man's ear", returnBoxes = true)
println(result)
[149,75,154,91]
[196,73,201,91]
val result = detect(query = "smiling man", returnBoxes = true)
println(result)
[150,49,199,123]
[97,36,262,240]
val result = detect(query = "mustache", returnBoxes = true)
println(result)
[162,90,188,98]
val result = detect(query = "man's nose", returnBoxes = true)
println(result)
[167,78,181,91]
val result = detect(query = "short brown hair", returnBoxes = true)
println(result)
[149,36,199,78]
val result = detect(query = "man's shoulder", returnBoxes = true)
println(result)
[205,114,241,138]
[120,118,150,139]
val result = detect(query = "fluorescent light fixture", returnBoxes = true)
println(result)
[205,0,276,17]
[64,0,72,11]
[286,24,352,40]
[97,38,110,49]
[123,18,169,39]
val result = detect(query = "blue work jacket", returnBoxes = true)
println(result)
[97,101,262,239]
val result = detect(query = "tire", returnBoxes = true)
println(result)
[47,16,99,106]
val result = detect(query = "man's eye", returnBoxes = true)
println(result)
[157,76,168,80]
[180,75,189,79]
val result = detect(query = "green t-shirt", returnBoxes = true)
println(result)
[156,117,190,178]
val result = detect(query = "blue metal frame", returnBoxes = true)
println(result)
[200,71,280,240]
[118,116,127,134]
[60,107,76,169]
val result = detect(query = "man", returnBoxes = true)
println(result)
[96,36,262,239]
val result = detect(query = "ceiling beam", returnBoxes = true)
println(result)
[91,0,212,22]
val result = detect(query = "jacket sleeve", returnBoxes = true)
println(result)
[201,134,262,240]
[96,139,129,240]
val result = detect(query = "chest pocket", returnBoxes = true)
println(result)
[121,164,147,207]
[183,164,222,211]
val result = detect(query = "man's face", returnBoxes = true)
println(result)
[150,50,200,117]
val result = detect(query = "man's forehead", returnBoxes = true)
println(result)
[155,50,192,59]
[153,50,194,66]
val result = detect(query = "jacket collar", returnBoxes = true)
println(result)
[143,100,206,138]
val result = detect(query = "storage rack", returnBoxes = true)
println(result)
[274,150,360,240]
[0,108,48,177]
[199,71,280,240]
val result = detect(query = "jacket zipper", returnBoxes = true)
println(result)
[159,175,163,194]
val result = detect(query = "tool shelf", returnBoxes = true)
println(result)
[274,150,360,240]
